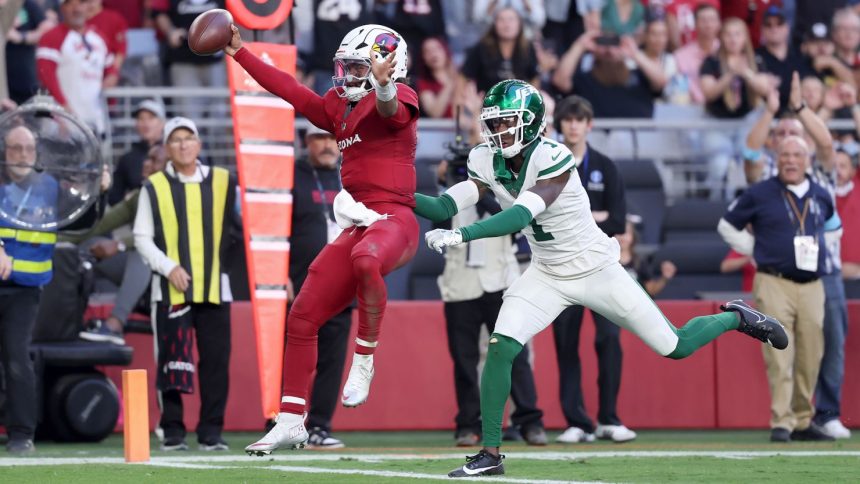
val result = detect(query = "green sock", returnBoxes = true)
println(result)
[480,333,523,448]
[666,312,739,360]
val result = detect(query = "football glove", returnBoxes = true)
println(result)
[425,228,464,253]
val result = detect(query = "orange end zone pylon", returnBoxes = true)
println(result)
[122,369,150,462]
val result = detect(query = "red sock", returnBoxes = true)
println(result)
[279,313,318,414]
[353,255,386,355]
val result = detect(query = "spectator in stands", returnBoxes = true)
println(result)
[551,96,636,444]
[794,0,849,49]
[459,7,539,97]
[134,117,237,451]
[0,125,59,455]
[6,0,52,105]
[618,216,676,297]
[293,0,372,96]
[673,3,720,106]
[719,135,838,443]
[699,17,771,198]
[71,144,165,345]
[800,22,855,88]
[36,0,116,137]
[288,125,351,449]
[378,0,446,66]
[662,0,719,51]
[86,0,127,76]
[720,249,755,292]
[435,160,547,448]
[700,18,770,119]
[552,29,666,118]
[831,8,860,86]
[756,5,812,115]
[801,75,827,118]
[154,0,226,118]
[474,0,546,38]
[835,144,860,279]
[543,0,601,57]
[0,0,23,109]
[108,99,165,204]
[417,36,456,118]
[820,79,857,124]
[601,0,644,37]
[641,13,683,104]
[744,73,835,184]
[104,0,148,29]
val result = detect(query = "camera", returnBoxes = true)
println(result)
[595,33,620,47]
[444,135,472,185]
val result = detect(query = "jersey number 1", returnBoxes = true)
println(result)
[530,220,554,241]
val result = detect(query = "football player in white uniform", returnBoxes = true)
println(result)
[414,80,789,478]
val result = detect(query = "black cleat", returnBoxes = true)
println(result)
[721,300,789,350]
[448,450,505,478]
[791,425,835,442]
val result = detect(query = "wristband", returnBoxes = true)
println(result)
[373,78,397,102]
[792,102,807,114]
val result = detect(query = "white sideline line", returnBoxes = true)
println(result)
[143,461,598,483]
[2,450,858,467]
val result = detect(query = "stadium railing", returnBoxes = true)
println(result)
[104,87,857,201]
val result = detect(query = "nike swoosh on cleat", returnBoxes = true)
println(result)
[463,465,498,475]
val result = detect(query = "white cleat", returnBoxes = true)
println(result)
[342,353,374,407]
[555,426,596,443]
[244,412,309,456]
[595,424,637,443]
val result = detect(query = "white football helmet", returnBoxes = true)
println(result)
[332,24,408,102]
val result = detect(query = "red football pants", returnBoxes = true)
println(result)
[280,203,418,414]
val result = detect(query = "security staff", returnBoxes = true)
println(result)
[551,96,634,444]
[0,125,58,455]
[290,125,350,449]
[134,117,237,451]
[719,136,838,443]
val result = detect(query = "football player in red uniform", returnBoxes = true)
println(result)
[225,24,420,454]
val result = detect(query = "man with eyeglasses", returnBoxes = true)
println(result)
[133,116,238,451]
[0,125,60,455]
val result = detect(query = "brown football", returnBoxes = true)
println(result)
[187,9,233,56]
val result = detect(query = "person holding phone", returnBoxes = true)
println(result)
[552,29,667,118]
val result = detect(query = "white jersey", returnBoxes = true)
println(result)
[466,138,618,276]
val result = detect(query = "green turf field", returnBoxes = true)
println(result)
[1,430,858,483]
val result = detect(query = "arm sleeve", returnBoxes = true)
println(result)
[718,218,755,256]
[233,47,333,132]
[133,187,179,277]
[459,205,533,242]
[597,160,627,236]
[414,193,458,222]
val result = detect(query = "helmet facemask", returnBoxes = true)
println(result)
[480,106,536,158]
[332,57,373,102]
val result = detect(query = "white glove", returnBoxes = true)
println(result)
[333,189,388,229]
[425,228,464,254]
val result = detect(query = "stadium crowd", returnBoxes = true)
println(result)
[0,0,857,456]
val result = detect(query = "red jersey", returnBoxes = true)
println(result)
[837,177,860,264]
[322,86,418,207]
[234,47,420,208]
[664,0,720,46]
[88,9,128,57]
